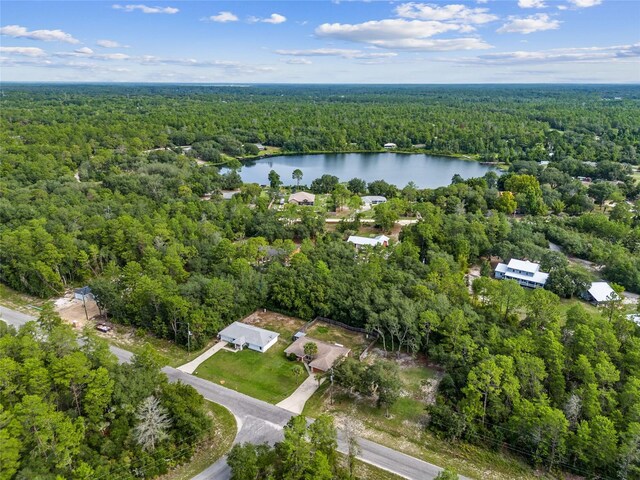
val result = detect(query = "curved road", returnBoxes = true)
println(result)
[1,306,463,480]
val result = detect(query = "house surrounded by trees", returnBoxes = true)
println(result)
[494,259,549,289]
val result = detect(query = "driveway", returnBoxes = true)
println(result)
[1,306,463,480]
[276,374,323,414]
[177,341,227,374]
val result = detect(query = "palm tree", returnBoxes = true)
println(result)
[292,169,303,188]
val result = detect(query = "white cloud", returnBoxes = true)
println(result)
[286,58,312,65]
[55,48,131,61]
[568,0,602,7]
[75,47,94,54]
[276,48,398,59]
[0,24,80,43]
[497,14,561,34]
[0,46,46,57]
[518,0,547,8]
[443,43,640,65]
[248,13,287,24]
[395,3,498,24]
[315,19,492,51]
[97,39,128,48]
[204,11,238,23]
[112,4,179,14]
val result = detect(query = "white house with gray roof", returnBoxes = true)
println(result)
[347,235,390,248]
[218,322,279,353]
[361,195,387,206]
[494,259,549,289]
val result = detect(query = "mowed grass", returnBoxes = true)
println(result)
[160,401,236,480]
[194,337,304,404]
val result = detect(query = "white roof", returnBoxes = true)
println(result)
[496,262,549,285]
[384,143,397,147]
[588,282,619,303]
[507,259,541,274]
[347,235,389,247]
[289,191,315,203]
[361,195,387,204]
[218,322,278,347]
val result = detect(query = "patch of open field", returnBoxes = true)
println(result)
[305,322,370,356]
[303,349,546,480]
[0,283,45,314]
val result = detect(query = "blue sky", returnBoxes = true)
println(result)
[1,0,638,83]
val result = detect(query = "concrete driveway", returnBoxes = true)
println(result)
[276,374,324,414]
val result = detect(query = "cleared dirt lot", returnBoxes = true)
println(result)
[54,294,101,329]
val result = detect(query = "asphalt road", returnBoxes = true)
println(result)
[1,306,461,480]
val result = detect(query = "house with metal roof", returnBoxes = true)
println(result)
[284,336,351,373]
[494,259,549,289]
[218,322,279,353]
[74,286,93,301]
[347,235,389,248]
[583,282,621,305]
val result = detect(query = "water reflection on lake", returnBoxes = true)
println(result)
[232,153,498,188]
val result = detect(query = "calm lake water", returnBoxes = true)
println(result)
[234,153,498,189]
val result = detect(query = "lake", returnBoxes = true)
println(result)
[234,153,498,189]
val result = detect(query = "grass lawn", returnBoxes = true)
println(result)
[194,337,305,404]
[350,458,405,480]
[100,323,218,368]
[0,283,45,314]
[160,401,236,480]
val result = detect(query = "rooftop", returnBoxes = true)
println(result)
[507,259,541,274]
[218,321,279,347]
[284,336,350,372]
[289,191,315,203]
[587,282,620,303]
[347,235,389,247]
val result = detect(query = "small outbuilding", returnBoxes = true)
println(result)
[583,282,621,305]
[218,322,279,353]
[383,143,397,149]
[289,191,316,206]
[347,235,389,248]
[284,336,351,373]
[74,286,93,301]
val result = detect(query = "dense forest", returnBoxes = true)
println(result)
[1,85,640,479]
[0,309,213,480]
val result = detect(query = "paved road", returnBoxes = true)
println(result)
[1,306,460,480]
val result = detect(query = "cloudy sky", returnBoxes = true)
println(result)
[1,0,639,83]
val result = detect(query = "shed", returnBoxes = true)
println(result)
[74,286,93,301]
[218,322,279,353]
[383,143,397,149]
[583,282,620,305]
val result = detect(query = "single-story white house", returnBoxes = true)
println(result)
[583,282,621,305]
[347,235,390,248]
[383,143,397,149]
[289,191,315,206]
[361,195,387,206]
[494,259,549,289]
[218,322,279,353]
[221,190,241,200]
[74,286,93,301]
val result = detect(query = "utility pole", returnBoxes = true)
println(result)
[187,322,191,354]
[329,367,334,405]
